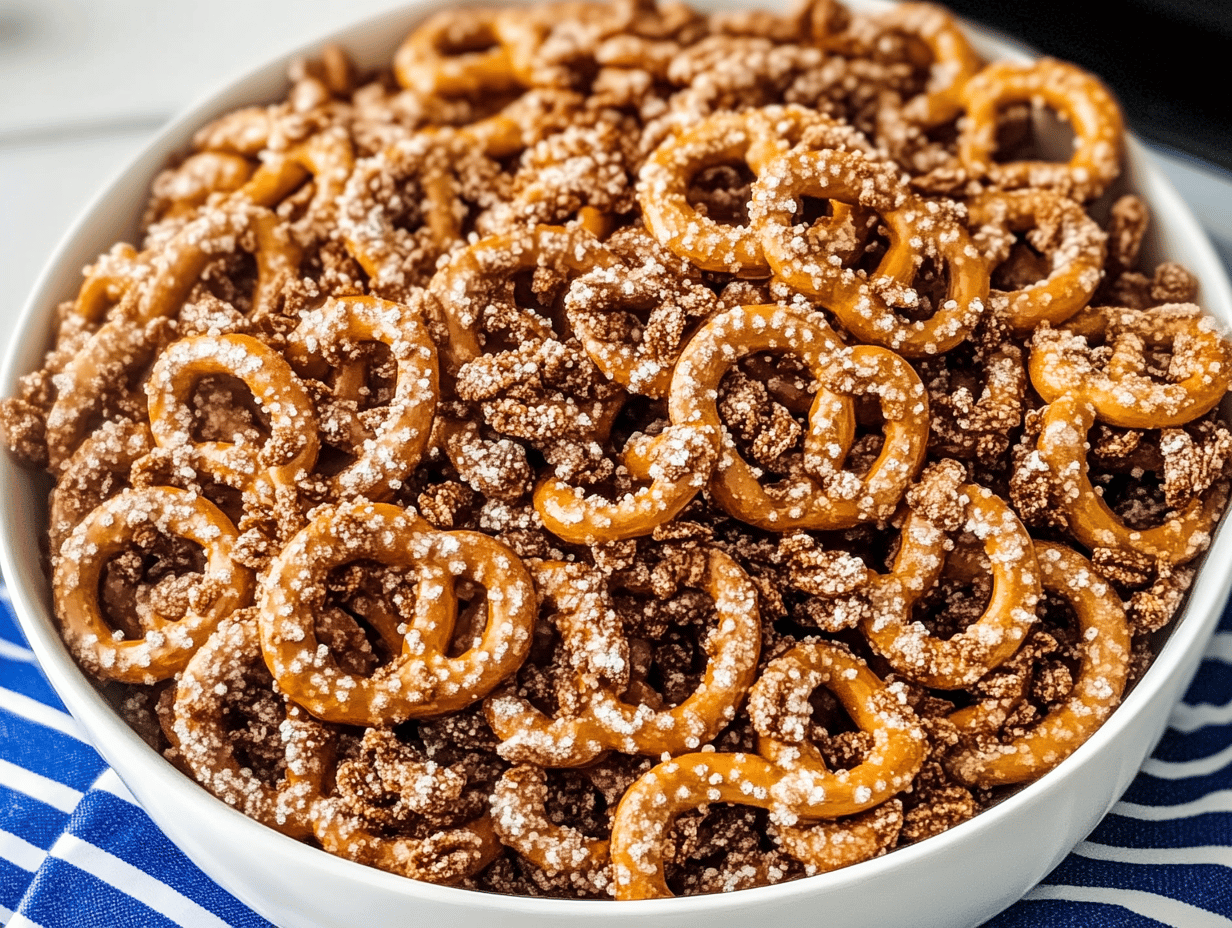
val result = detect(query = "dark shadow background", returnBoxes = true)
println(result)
[942,0,1232,174]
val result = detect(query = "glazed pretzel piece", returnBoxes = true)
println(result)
[1029,304,1232,429]
[1032,394,1226,564]
[45,200,301,469]
[958,58,1124,202]
[146,334,319,529]
[305,729,502,885]
[171,614,332,837]
[969,188,1107,334]
[258,501,537,727]
[947,541,1130,787]
[53,486,254,684]
[533,421,720,545]
[428,224,622,376]
[239,126,356,229]
[285,295,440,501]
[490,764,612,895]
[486,552,761,765]
[338,131,463,297]
[671,303,929,531]
[750,147,989,356]
[750,640,928,819]
[609,642,925,900]
[638,106,874,277]
[871,2,982,130]
[860,467,1042,690]
[394,8,521,97]
[563,227,723,399]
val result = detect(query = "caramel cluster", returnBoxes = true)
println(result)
[4,0,1231,901]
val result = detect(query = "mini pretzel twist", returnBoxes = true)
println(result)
[53,486,253,684]
[45,201,300,468]
[146,334,319,514]
[394,8,521,98]
[1029,304,1232,429]
[285,295,439,501]
[609,641,925,899]
[873,3,982,129]
[860,476,1042,689]
[638,105,874,276]
[171,614,332,836]
[490,764,611,894]
[947,541,1131,787]
[671,303,929,530]
[750,148,989,356]
[338,132,462,296]
[428,225,622,376]
[258,501,537,726]
[958,58,1124,201]
[485,552,761,765]
[532,423,719,545]
[1032,394,1226,564]
[969,189,1107,334]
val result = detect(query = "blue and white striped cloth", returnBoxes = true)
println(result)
[5,582,1232,928]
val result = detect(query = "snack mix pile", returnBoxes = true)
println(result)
[4,0,1231,901]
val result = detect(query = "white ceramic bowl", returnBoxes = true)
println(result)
[4,3,1232,927]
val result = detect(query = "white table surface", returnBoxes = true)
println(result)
[2,0,1231,352]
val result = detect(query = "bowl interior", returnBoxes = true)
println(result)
[2,2,1232,926]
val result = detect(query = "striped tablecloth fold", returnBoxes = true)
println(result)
[3,582,1232,928]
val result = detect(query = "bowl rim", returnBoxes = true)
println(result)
[3,0,1232,918]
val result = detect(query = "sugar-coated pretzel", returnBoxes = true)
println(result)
[770,800,904,876]
[748,640,928,818]
[533,423,719,544]
[958,58,1124,201]
[171,614,331,837]
[53,486,253,684]
[969,189,1106,334]
[146,334,319,502]
[394,8,520,97]
[148,152,254,223]
[639,107,872,276]
[1032,394,1226,564]
[338,133,461,296]
[239,126,355,224]
[609,642,925,899]
[490,764,611,893]
[1029,304,1232,429]
[860,477,1042,689]
[49,418,152,559]
[258,501,536,726]
[671,303,928,530]
[948,541,1130,787]
[313,797,502,885]
[750,148,989,356]
[485,553,761,765]
[45,202,300,469]
[873,3,981,129]
[429,225,622,375]
[285,295,439,501]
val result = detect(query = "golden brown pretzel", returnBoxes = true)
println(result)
[947,541,1131,787]
[1032,394,1226,563]
[670,303,929,530]
[751,148,989,356]
[258,501,537,726]
[485,553,761,765]
[171,614,331,836]
[860,476,1042,689]
[285,295,439,501]
[53,486,253,684]
[1029,304,1232,429]
[958,58,1124,201]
